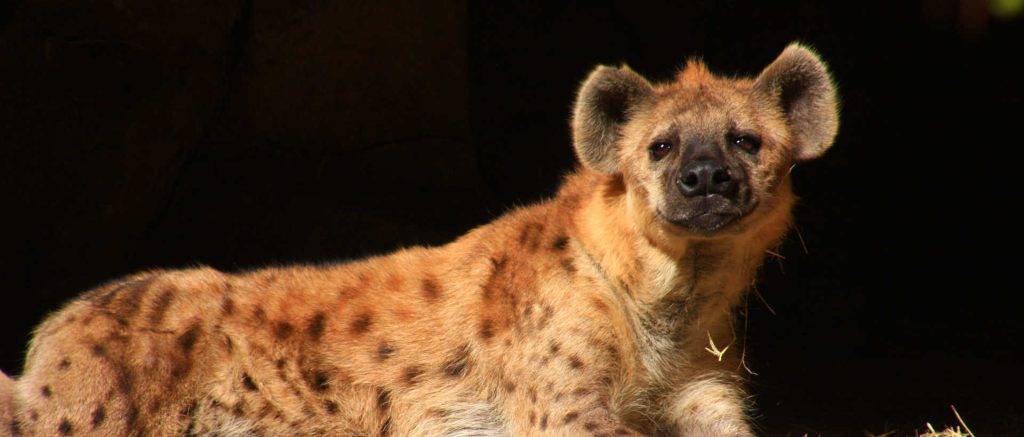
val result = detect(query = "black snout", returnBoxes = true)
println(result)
[677,160,736,198]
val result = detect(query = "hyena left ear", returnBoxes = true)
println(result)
[754,43,840,161]
[572,65,654,173]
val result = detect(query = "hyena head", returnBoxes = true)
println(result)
[572,43,838,239]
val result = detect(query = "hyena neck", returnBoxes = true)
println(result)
[565,170,792,348]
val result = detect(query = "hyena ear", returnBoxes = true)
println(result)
[572,65,654,173]
[754,43,840,161]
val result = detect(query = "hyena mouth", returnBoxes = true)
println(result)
[670,211,739,233]
[663,195,755,233]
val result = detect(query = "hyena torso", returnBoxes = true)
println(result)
[6,42,838,437]
[12,178,763,436]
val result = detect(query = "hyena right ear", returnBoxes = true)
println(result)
[572,65,654,173]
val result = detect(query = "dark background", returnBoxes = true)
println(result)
[1,1,1020,434]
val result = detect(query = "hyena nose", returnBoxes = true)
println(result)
[677,160,737,198]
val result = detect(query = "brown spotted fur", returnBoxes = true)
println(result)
[2,43,838,436]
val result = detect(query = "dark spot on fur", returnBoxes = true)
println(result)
[29,410,38,421]
[549,342,560,355]
[177,323,201,352]
[242,373,257,391]
[181,402,197,433]
[604,344,621,361]
[115,367,133,395]
[126,405,139,428]
[540,412,549,430]
[568,355,585,370]
[614,428,631,435]
[584,421,599,431]
[311,371,330,392]
[564,411,579,424]
[253,306,267,322]
[538,306,554,329]
[58,419,72,435]
[403,366,424,385]
[275,359,286,369]
[338,285,360,300]
[529,411,536,426]
[441,344,470,377]
[90,343,106,357]
[381,416,392,437]
[170,361,191,379]
[528,387,537,403]
[40,385,51,397]
[376,388,391,411]
[9,419,20,436]
[562,258,576,274]
[590,297,610,313]
[552,235,568,251]
[572,387,590,397]
[307,312,326,339]
[479,319,494,340]
[491,255,508,271]
[116,277,155,319]
[351,313,373,335]
[504,381,516,393]
[58,358,71,370]
[274,321,293,340]
[232,402,245,416]
[378,342,395,360]
[324,400,338,414]
[518,222,544,251]
[221,296,235,316]
[421,277,443,301]
[147,289,175,325]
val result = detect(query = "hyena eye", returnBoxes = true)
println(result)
[649,141,673,161]
[728,133,761,154]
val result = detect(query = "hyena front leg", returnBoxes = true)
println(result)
[494,313,644,435]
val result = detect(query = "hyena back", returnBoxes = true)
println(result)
[4,42,838,436]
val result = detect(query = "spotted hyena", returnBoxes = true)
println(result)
[3,42,838,436]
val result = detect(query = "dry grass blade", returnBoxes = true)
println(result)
[794,224,810,255]
[704,331,730,362]
[950,405,974,437]
[752,285,777,316]
[914,405,974,437]
[736,297,757,375]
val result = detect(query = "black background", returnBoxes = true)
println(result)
[1,1,1020,434]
